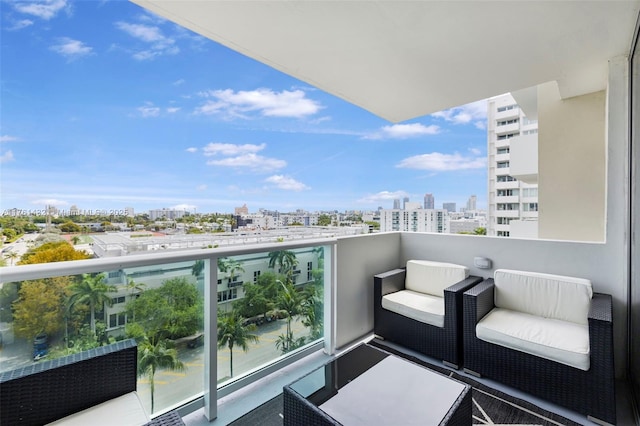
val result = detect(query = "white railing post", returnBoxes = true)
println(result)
[203,255,218,421]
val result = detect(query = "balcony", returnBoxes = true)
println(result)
[510,134,539,184]
[0,230,636,425]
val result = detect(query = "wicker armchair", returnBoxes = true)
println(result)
[0,339,185,426]
[374,262,482,369]
[463,278,616,425]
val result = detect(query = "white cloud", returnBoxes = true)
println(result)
[32,198,68,207]
[115,21,178,61]
[1,135,19,143]
[0,150,15,164]
[12,0,68,20]
[196,184,207,191]
[173,79,185,86]
[186,147,198,153]
[469,148,482,155]
[203,143,265,156]
[166,107,180,114]
[6,19,34,31]
[365,123,440,140]
[195,88,322,119]
[358,190,409,204]
[137,104,161,117]
[432,99,487,128]
[265,175,310,191]
[172,204,196,211]
[397,152,486,171]
[207,153,286,173]
[50,37,93,59]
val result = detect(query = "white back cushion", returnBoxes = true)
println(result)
[494,269,593,325]
[405,260,469,297]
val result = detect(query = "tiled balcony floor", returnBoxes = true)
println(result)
[181,335,637,426]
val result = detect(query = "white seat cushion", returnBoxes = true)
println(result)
[381,289,445,327]
[494,269,592,325]
[47,392,150,426]
[405,260,469,297]
[476,308,590,371]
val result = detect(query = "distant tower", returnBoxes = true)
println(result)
[466,195,477,211]
[393,199,401,209]
[403,197,410,209]
[424,193,435,209]
[443,202,457,213]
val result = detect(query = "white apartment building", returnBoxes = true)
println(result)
[487,93,539,238]
[380,208,449,233]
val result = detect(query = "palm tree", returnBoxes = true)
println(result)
[268,250,298,278]
[192,259,205,278]
[125,279,146,321]
[217,310,259,377]
[301,284,323,340]
[275,280,303,352]
[68,273,116,336]
[137,337,185,413]
[4,251,19,266]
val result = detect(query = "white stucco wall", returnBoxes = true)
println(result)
[537,82,607,242]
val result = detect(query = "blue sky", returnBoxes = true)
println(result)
[1,0,488,215]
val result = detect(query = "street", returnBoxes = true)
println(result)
[135,317,311,415]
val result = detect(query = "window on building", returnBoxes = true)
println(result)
[253,270,261,283]
[497,217,513,225]
[497,104,518,112]
[109,312,126,328]
[497,147,510,154]
[522,129,539,135]
[497,189,518,197]
[497,118,519,126]
[112,296,125,304]
[307,261,313,281]
[497,203,519,211]
[497,161,510,168]
[522,188,538,197]
[497,175,517,182]
[497,231,511,237]
[522,203,539,212]
[497,132,520,140]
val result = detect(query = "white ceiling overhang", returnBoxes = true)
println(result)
[131,1,640,123]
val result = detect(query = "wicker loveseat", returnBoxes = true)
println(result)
[374,260,482,368]
[0,339,184,426]
[463,269,616,425]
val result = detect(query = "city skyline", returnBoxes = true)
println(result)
[1,0,488,214]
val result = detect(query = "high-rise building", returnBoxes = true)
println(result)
[380,208,448,233]
[402,197,410,209]
[466,195,477,212]
[393,198,401,209]
[442,202,456,213]
[487,93,539,238]
[424,193,434,209]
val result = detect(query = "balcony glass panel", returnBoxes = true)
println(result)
[0,260,205,415]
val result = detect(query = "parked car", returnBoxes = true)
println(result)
[187,334,204,349]
[33,332,48,361]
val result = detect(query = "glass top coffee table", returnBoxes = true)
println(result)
[283,343,471,425]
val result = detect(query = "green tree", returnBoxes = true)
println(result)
[474,227,487,235]
[71,235,81,245]
[68,273,116,336]
[219,257,245,283]
[4,251,19,266]
[19,241,91,265]
[233,282,270,319]
[192,259,205,278]
[268,250,298,278]
[301,284,324,341]
[217,310,259,378]
[126,277,202,340]
[13,277,71,341]
[59,221,81,233]
[317,214,332,226]
[137,337,185,413]
[275,280,304,353]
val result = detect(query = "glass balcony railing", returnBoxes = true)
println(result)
[0,240,333,418]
